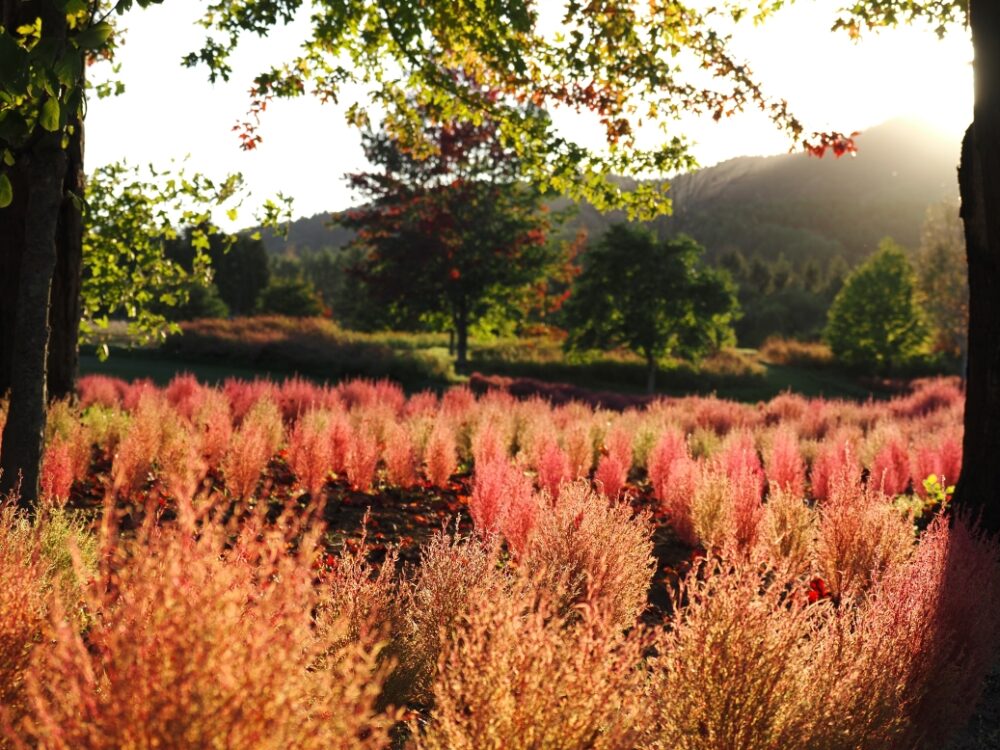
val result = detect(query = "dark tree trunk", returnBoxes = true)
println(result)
[46,114,84,401]
[953,0,1000,534]
[0,134,68,506]
[455,300,469,370]
[0,162,27,401]
[0,4,82,404]
[646,352,657,395]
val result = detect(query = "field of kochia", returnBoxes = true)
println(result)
[2,373,998,748]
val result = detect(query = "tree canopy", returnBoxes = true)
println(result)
[563,224,738,392]
[824,238,929,373]
[342,103,557,366]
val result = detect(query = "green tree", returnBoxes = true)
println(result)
[342,103,557,367]
[257,277,323,318]
[563,224,738,393]
[152,280,230,321]
[211,235,271,316]
[825,239,929,373]
[915,200,968,361]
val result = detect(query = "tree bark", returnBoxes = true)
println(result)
[0,5,83,404]
[646,352,657,395]
[953,0,1000,534]
[0,133,67,507]
[455,300,469,370]
[0,162,27,401]
[46,113,84,401]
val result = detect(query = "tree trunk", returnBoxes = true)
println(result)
[46,112,84,401]
[0,134,68,507]
[953,0,1000,534]
[646,353,657,395]
[0,5,82,404]
[455,301,469,370]
[0,162,27,401]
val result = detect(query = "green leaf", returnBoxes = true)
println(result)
[0,31,30,91]
[54,51,83,86]
[74,21,114,50]
[0,173,12,208]
[40,98,60,132]
[2,150,14,167]
[226,207,238,222]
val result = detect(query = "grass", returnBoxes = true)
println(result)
[78,317,917,403]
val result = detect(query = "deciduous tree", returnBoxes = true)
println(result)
[824,239,929,373]
[563,224,738,393]
[915,200,968,362]
[341,104,556,367]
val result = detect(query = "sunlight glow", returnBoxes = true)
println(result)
[86,0,973,224]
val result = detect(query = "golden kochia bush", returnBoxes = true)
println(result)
[416,589,654,750]
[0,507,49,744]
[522,481,655,631]
[11,502,395,750]
[647,517,1000,750]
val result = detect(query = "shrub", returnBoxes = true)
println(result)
[522,482,654,630]
[344,419,380,492]
[660,455,700,546]
[755,489,816,575]
[760,337,835,368]
[649,562,824,750]
[15,505,395,750]
[647,428,687,502]
[0,506,49,739]
[383,422,417,487]
[287,409,333,498]
[222,398,283,499]
[417,589,652,750]
[870,436,912,496]
[392,531,511,705]
[766,428,806,498]
[815,476,914,600]
[424,422,457,488]
[690,468,735,552]
[536,438,570,498]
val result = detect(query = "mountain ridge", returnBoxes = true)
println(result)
[256,118,960,267]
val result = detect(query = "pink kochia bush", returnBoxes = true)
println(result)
[469,460,538,557]
[594,427,632,499]
[767,427,805,498]
[423,422,457,488]
[287,408,333,498]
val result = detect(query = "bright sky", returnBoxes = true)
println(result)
[86,1,974,226]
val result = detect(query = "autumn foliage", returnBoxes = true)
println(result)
[0,373,997,748]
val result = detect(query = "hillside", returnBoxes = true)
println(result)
[257,118,960,266]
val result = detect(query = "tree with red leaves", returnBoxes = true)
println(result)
[341,102,557,367]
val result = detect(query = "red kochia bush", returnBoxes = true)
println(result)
[647,428,687,501]
[424,422,458,488]
[871,437,911,496]
[767,428,806,498]
[287,409,333,498]
[536,437,570,498]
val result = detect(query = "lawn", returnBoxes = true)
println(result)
[80,316,905,403]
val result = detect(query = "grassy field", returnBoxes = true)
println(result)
[79,316,903,402]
